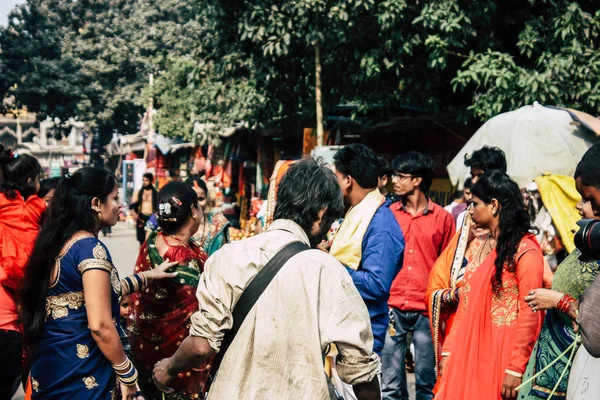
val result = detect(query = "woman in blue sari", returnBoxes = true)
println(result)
[185,177,230,256]
[19,168,176,400]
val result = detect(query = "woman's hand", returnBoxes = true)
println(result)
[146,260,179,281]
[120,382,144,400]
[524,289,563,312]
[439,356,449,377]
[501,374,521,400]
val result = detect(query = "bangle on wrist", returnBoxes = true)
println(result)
[557,294,576,314]
[112,357,138,386]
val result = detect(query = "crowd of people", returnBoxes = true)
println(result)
[0,140,599,400]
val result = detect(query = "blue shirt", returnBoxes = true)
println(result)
[346,199,405,354]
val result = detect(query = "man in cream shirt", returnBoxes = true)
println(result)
[153,158,382,400]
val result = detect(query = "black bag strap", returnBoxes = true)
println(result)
[206,241,310,384]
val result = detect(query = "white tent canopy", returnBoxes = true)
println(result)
[447,102,600,188]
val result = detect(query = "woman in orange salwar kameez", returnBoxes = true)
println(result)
[435,171,544,400]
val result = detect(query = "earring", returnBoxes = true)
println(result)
[192,213,197,219]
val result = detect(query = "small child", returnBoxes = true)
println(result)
[119,294,133,359]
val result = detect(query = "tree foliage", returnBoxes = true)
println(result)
[0,0,210,137]
[0,0,598,142]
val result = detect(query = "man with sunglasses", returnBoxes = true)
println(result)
[381,152,455,400]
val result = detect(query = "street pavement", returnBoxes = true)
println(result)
[13,222,415,399]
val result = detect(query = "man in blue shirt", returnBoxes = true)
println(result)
[331,143,405,355]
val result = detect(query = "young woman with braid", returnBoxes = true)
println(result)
[19,168,176,400]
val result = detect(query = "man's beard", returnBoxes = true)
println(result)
[144,184,153,190]
[308,216,336,248]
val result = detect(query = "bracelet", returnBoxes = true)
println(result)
[442,288,460,304]
[120,274,148,295]
[112,358,138,386]
[557,294,576,314]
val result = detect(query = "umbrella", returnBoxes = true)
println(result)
[447,102,600,188]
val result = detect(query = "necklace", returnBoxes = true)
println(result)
[164,234,192,250]
[193,214,209,246]
[476,234,495,265]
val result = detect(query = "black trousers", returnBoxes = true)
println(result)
[0,329,22,400]
[136,214,151,245]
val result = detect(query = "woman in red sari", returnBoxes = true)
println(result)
[435,171,544,400]
[129,181,210,400]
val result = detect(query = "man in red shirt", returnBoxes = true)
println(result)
[381,152,455,400]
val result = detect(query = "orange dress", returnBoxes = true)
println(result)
[435,235,544,400]
[425,230,487,377]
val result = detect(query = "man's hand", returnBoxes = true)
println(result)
[353,377,381,400]
[153,358,175,394]
[501,373,521,400]
[316,240,331,253]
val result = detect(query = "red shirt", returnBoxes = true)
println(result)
[389,199,455,312]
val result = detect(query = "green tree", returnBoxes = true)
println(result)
[0,0,212,138]
[0,0,86,135]
[419,1,600,119]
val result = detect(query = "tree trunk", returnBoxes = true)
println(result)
[315,32,324,146]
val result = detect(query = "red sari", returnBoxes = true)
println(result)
[129,231,210,399]
[435,234,544,400]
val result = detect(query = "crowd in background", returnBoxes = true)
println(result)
[0,141,599,400]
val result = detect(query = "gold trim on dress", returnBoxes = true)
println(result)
[50,236,95,289]
[78,259,113,274]
[82,376,99,390]
[76,344,90,359]
[46,291,85,320]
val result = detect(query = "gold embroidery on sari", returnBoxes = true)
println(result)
[110,268,121,294]
[155,287,168,300]
[151,333,164,344]
[82,376,99,390]
[188,259,200,272]
[31,377,39,392]
[92,243,108,260]
[491,272,519,327]
[127,322,140,336]
[46,291,85,320]
[139,311,156,320]
[76,344,90,359]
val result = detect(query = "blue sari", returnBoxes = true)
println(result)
[30,237,120,399]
